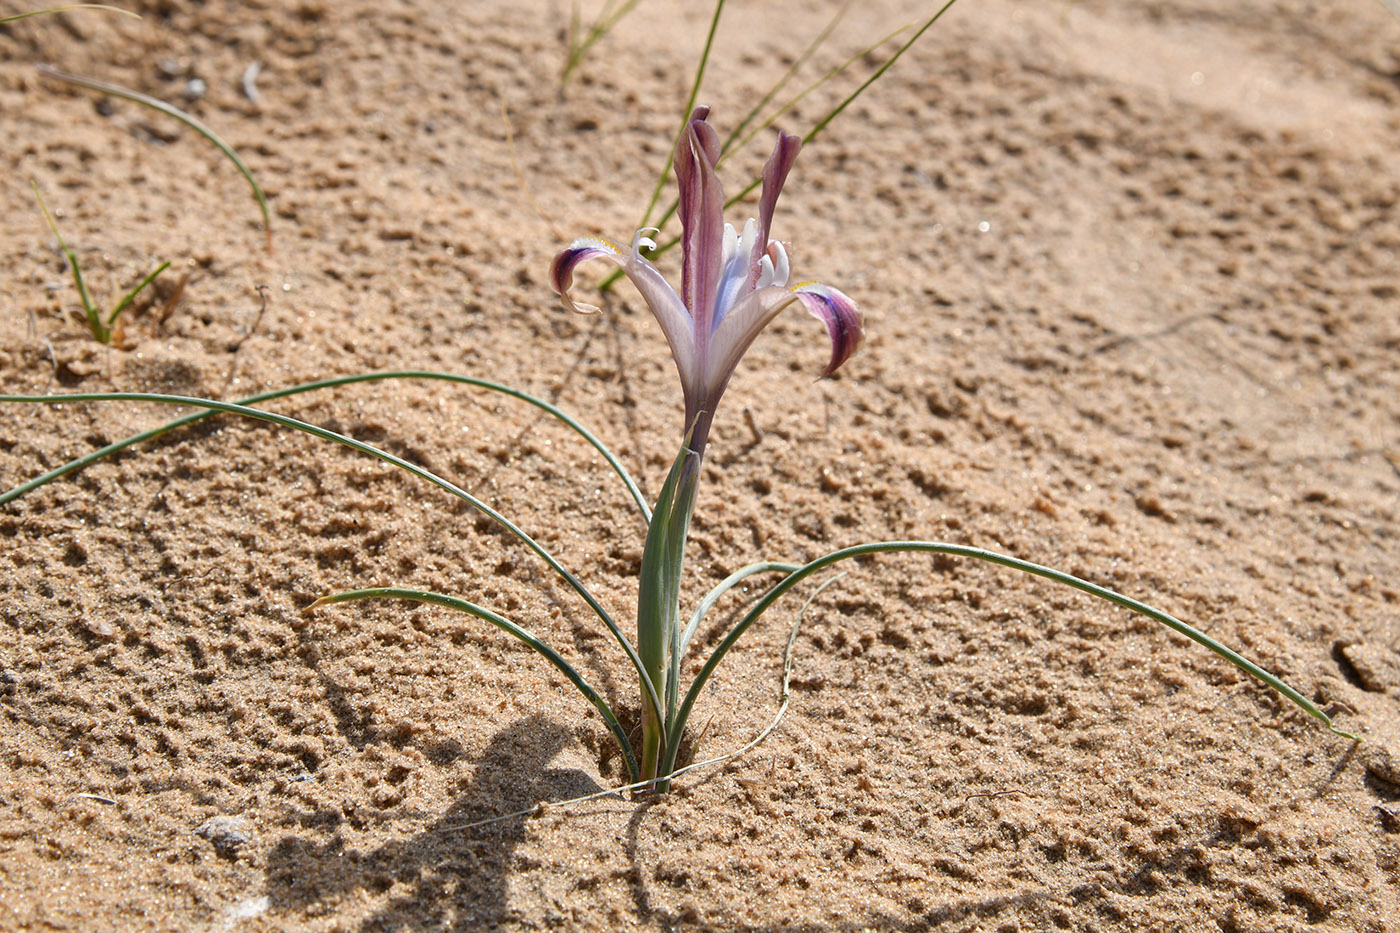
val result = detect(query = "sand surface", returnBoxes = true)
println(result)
[2,1,1398,930]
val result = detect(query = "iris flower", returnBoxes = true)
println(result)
[551,106,863,455]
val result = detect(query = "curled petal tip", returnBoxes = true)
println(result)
[561,294,601,314]
[550,238,619,314]
[632,227,660,255]
[793,284,863,378]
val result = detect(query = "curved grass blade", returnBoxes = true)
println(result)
[760,570,846,746]
[1,5,137,23]
[561,0,645,86]
[636,0,726,229]
[661,540,1360,780]
[107,260,171,327]
[701,6,957,221]
[0,390,663,730]
[462,569,845,806]
[602,0,957,288]
[36,64,272,249]
[310,586,639,784]
[31,181,105,342]
[719,21,913,171]
[718,2,850,157]
[798,0,959,154]
[32,180,169,342]
[0,370,650,521]
[653,568,841,794]
[679,560,800,658]
[645,19,908,240]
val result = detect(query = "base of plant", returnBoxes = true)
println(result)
[0,376,1360,804]
[597,704,700,792]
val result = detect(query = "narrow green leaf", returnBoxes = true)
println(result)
[31,181,106,343]
[637,0,726,229]
[107,259,171,326]
[635,440,700,781]
[656,569,842,793]
[721,21,913,170]
[800,0,959,148]
[0,389,662,728]
[661,540,1358,779]
[37,64,272,248]
[0,371,650,522]
[561,0,645,86]
[311,586,639,784]
[679,560,800,659]
[601,2,954,289]
[720,2,851,155]
[647,17,906,238]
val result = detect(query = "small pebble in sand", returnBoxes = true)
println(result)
[196,816,254,856]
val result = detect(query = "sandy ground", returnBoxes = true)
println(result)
[1,0,1398,929]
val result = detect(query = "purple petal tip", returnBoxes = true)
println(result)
[794,285,863,377]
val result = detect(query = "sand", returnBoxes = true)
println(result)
[1,0,1398,929]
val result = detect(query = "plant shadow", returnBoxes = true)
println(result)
[264,712,604,931]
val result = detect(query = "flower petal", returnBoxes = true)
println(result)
[550,237,621,313]
[673,108,726,352]
[749,131,801,289]
[701,282,862,407]
[549,234,697,388]
[712,219,755,328]
[755,240,789,289]
[699,286,799,409]
[792,283,863,378]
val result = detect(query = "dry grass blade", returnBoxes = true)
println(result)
[600,0,959,290]
[0,4,137,23]
[561,0,645,86]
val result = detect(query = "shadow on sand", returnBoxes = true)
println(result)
[264,712,1052,931]
[264,712,604,930]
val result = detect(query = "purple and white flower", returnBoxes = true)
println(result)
[551,106,863,454]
